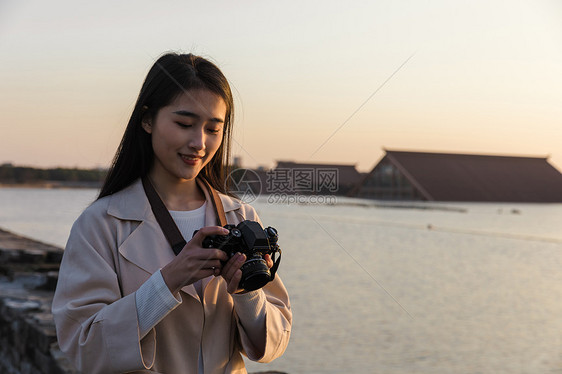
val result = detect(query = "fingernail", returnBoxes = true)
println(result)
[221,228,229,234]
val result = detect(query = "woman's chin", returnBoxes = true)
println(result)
[177,169,201,182]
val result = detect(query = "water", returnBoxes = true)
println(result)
[1,188,561,373]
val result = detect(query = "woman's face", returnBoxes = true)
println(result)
[143,89,227,184]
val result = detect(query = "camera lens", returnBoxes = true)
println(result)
[239,256,271,291]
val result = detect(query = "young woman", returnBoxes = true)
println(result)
[52,53,292,374]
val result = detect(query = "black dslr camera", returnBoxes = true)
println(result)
[196,220,282,291]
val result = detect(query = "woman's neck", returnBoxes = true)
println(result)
[147,170,205,211]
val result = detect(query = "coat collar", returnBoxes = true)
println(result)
[106,178,242,222]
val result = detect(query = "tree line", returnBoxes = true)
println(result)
[0,164,107,184]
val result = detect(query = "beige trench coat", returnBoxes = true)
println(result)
[52,179,292,374]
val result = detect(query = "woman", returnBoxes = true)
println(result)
[52,53,292,374]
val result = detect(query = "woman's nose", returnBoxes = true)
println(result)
[189,129,206,151]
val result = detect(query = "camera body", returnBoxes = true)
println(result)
[197,220,281,291]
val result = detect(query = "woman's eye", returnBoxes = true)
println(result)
[207,128,222,134]
[175,122,192,128]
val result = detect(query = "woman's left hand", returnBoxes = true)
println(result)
[221,253,273,294]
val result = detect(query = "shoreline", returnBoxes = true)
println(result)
[0,182,102,189]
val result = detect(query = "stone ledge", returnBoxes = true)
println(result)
[0,276,78,374]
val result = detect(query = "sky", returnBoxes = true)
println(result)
[1,0,561,172]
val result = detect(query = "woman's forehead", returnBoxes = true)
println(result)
[167,89,227,119]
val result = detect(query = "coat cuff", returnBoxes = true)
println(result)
[135,269,182,338]
[232,290,266,322]
[100,292,156,371]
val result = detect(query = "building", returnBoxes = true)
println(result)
[352,149,562,202]
[259,161,364,196]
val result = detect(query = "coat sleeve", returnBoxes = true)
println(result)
[52,205,156,373]
[236,277,292,363]
[231,203,292,363]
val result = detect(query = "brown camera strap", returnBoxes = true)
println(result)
[198,178,227,227]
[141,176,227,255]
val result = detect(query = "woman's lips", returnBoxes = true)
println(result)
[179,154,202,166]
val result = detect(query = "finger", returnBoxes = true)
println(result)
[190,226,230,246]
[200,261,222,277]
[191,260,222,282]
[198,268,216,280]
[201,259,223,271]
[199,248,229,262]
[221,253,243,280]
[227,269,243,294]
[221,253,245,281]
[187,256,223,277]
[180,245,228,263]
[264,254,274,269]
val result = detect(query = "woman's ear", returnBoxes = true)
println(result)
[142,120,152,134]
[141,105,152,134]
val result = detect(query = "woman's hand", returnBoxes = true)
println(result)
[161,226,229,295]
[221,253,274,294]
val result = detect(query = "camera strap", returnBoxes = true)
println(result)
[269,249,281,282]
[142,176,186,255]
[198,178,227,226]
[141,176,228,255]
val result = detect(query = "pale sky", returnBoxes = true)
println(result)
[1,0,561,172]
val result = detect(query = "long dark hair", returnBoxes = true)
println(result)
[98,53,234,199]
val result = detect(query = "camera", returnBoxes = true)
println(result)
[196,220,281,291]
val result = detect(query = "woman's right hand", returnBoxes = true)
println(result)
[161,226,230,295]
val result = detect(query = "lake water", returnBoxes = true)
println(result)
[1,187,561,374]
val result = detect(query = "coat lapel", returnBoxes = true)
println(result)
[106,180,198,300]
[105,178,243,302]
